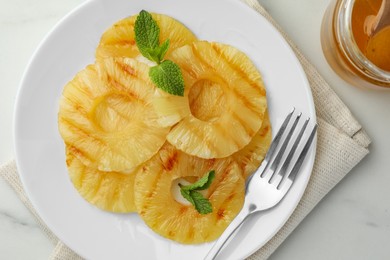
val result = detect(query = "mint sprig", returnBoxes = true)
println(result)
[179,170,215,214]
[149,60,184,96]
[134,10,184,96]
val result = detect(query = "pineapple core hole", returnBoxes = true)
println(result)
[188,79,227,122]
[171,177,207,206]
[91,94,138,132]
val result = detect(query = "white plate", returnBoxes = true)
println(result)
[14,0,316,259]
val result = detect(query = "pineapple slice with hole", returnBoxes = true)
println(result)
[58,60,170,172]
[66,145,138,213]
[227,110,272,179]
[166,41,267,159]
[96,13,197,60]
[134,143,245,244]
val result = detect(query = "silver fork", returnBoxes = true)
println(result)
[204,108,318,260]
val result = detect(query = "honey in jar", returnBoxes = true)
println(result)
[352,0,390,72]
[321,0,390,89]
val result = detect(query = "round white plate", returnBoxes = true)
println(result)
[14,0,316,259]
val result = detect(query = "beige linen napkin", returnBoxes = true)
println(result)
[1,0,371,259]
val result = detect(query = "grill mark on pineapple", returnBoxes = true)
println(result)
[211,44,265,95]
[206,158,216,169]
[207,163,232,197]
[214,189,241,225]
[260,125,270,137]
[115,61,137,76]
[161,150,179,171]
[190,44,261,119]
[216,208,226,221]
[216,193,237,224]
[61,118,132,166]
[61,119,99,160]
[65,150,75,167]
[61,117,102,143]
[112,39,136,47]
[231,110,256,138]
[103,78,155,117]
[231,87,263,120]
[61,96,91,120]
[67,145,94,165]
[214,122,241,150]
[178,206,188,215]
[106,75,141,101]
[74,103,88,117]
[64,101,91,118]
[184,119,220,155]
[190,44,219,77]
[114,59,152,85]
[143,165,164,203]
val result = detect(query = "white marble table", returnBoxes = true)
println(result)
[1,0,389,259]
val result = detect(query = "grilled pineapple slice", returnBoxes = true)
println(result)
[58,60,170,172]
[166,41,267,159]
[134,144,245,244]
[228,110,272,179]
[66,146,137,213]
[96,13,197,60]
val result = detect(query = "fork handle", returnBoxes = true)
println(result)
[204,208,250,260]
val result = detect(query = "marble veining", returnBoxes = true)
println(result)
[0,210,34,227]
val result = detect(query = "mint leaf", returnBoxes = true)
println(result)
[149,60,184,96]
[156,39,170,62]
[182,170,215,191]
[180,189,194,205]
[134,10,169,64]
[179,170,216,214]
[139,47,161,63]
[190,191,213,214]
[145,39,170,64]
[134,10,159,58]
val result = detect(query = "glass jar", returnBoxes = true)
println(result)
[321,0,390,89]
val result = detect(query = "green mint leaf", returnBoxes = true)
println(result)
[140,47,161,63]
[178,170,216,214]
[144,39,170,64]
[156,39,170,62]
[190,191,213,214]
[180,188,194,205]
[135,10,160,58]
[182,170,215,191]
[149,60,184,96]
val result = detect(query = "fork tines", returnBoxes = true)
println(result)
[259,108,317,189]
